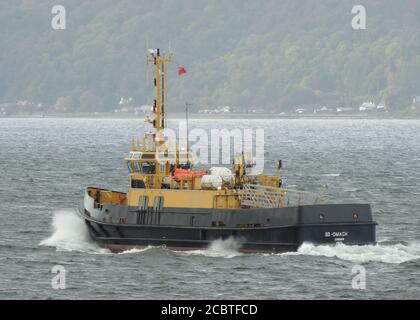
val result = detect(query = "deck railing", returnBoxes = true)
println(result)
[240,184,325,208]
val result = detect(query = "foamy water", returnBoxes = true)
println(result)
[39,209,110,254]
[175,237,244,258]
[323,173,341,177]
[3,118,418,298]
[39,210,243,258]
[283,242,420,264]
[39,210,420,264]
[118,247,155,254]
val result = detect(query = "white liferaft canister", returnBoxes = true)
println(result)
[201,175,223,189]
[209,167,233,183]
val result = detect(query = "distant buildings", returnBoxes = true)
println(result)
[336,107,354,113]
[114,97,150,114]
[119,97,133,105]
[376,103,386,111]
[359,101,387,112]
[359,101,376,111]
[198,106,232,114]
[0,100,45,115]
[292,101,388,115]
[294,105,351,114]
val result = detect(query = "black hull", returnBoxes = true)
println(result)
[79,194,377,253]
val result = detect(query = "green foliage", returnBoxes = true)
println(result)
[1,0,420,112]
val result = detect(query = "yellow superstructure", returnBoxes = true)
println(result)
[120,48,284,210]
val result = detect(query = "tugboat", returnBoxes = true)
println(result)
[79,49,377,253]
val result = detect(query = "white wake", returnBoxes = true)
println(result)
[39,211,420,264]
[176,237,243,258]
[118,247,155,254]
[284,242,420,264]
[39,209,110,254]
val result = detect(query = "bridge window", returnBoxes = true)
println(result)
[131,179,145,188]
[129,152,142,160]
[127,161,142,173]
[127,161,156,174]
[142,162,156,174]
[141,154,155,160]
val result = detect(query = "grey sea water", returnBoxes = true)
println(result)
[0,117,419,299]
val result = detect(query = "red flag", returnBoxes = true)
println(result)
[178,67,187,75]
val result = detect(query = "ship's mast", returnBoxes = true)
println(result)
[147,48,171,148]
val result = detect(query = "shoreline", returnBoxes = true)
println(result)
[1,112,418,120]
